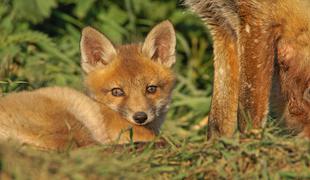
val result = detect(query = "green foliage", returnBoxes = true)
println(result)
[12,0,57,23]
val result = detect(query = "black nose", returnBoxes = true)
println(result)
[133,112,148,124]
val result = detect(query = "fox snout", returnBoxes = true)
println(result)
[132,111,148,124]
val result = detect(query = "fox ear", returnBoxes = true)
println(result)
[80,27,116,73]
[142,20,176,68]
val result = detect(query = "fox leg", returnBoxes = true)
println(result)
[208,29,239,138]
[185,0,241,138]
[236,2,278,131]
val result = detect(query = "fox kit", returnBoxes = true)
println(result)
[0,20,176,150]
[186,0,310,138]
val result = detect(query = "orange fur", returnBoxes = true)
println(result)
[0,20,176,150]
[186,0,310,138]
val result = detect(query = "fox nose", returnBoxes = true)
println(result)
[133,112,148,124]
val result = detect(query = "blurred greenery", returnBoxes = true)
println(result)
[1,0,309,179]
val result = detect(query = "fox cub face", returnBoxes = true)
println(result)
[80,21,176,126]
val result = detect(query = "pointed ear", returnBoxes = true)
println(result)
[80,27,116,73]
[142,20,176,68]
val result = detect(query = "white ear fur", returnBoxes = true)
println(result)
[80,27,116,73]
[142,20,176,68]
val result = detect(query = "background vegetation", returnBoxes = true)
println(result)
[0,0,309,179]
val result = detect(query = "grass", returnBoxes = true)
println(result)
[1,0,310,179]
[1,128,310,179]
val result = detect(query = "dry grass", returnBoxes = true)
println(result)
[1,127,310,179]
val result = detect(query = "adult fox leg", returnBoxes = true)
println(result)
[186,0,240,138]
[236,1,278,131]
[208,30,239,138]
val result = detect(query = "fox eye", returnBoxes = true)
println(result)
[146,85,157,94]
[111,88,125,97]
[304,87,310,102]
